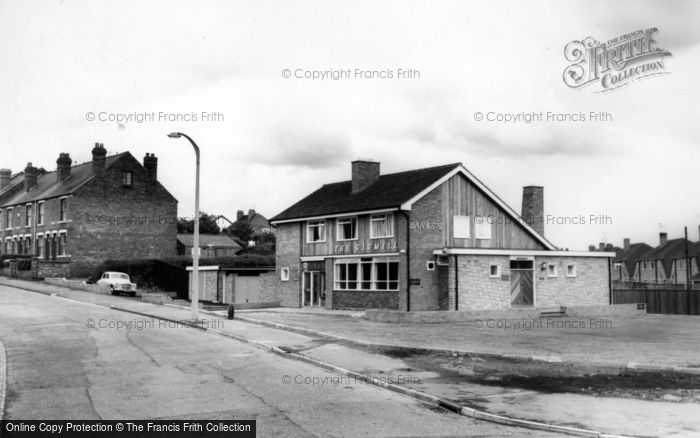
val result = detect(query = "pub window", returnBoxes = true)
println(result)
[547,263,558,277]
[489,264,501,277]
[453,215,471,238]
[122,171,133,187]
[280,267,290,281]
[306,220,326,243]
[59,198,67,221]
[475,220,491,239]
[566,263,577,277]
[37,202,45,225]
[336,217,357,241]
[370,214,394,239]
[25,205,33,227]
[334,258,399,291]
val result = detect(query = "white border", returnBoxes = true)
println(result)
[435,248,615,258]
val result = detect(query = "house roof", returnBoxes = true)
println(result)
[0,153,129,207]
[614,242,653,274]
[270,162,556,250]
[177,233,242,250]
[640,238,693,277]
[235,211,271,231]
[271,163,461,222]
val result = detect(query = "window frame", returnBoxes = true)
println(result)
[336,216,358,241]
[57,231,68,257]
[306,220,327,243]
[475,219,492,239]
[334,258,399,291]
[122,171,133,188]
[369,214,394,239]
[489,264,501,278]
[566,263,577,278]
[25,204,33,227]
[547,263,558,278]
[37,201,45,226]
[280,267,290,281]
[453,215,471,239]
[6,208,12,229]
[59,197,68,222]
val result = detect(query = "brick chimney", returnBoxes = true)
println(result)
[92,142,107,179]
[598,242,605,251]
[0,168,11,190]
[588,244,596,251]
[623,238,630,251]
[248,209,256,219]
[57,153,72,182]
[351,160,380,194]
[237,210,244,221]
[659,232,668,247]
[24,163,38,192]
[521,186,544,236]
[143,153,158,184]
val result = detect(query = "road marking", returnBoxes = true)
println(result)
[0,339,7,421]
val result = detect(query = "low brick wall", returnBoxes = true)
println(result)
[141,293,173,305]
[363,304,644,324]
[230,301,280,310]
[44,277,111,294]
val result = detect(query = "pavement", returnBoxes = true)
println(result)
[229,307,700,370]
[2,277,699,437]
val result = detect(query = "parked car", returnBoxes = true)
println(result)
[97,271,137,296]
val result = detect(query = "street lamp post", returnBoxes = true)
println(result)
[168,132,200,321]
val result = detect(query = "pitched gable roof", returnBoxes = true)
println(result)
[177,233,243,250]
[0,153,129,207]
[614,242,653,274]
[640,238,693,277]
[271,162,556,250]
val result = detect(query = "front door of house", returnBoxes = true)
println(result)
[510,260,534,306]
[302,271,325,306]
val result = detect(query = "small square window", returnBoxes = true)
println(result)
[122,171,133,187]
[489,264,501,277]
[280,267,290,281]
[547,264,558,278]
[566,264,577,277]
[426,261,436,271]
[307,220,326,243]
[475,220,492,239]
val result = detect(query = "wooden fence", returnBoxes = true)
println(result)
[612,288,700,315]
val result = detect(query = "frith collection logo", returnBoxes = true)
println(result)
[563,28,672,92]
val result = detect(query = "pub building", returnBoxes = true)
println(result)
[270,160,614,311]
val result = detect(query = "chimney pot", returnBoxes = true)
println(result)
[24,162,38,192]
[237,210,244,221]
[92,142,107,179]
[57,153,72,182]
[623,238,630,251]
[143,153,158,184]
[0,168,11,190]
[351,160,380,194]
[659,232,668,247]
[521,186,544,236]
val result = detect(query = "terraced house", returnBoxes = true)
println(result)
[271,160,615,311]
[0,143,178,277]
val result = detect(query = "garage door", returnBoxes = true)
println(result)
[234,275,261,303]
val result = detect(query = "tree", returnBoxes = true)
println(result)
[225,221,254,246]
[177,211,221,234]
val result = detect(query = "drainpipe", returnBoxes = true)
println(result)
[608,257,613,304]
[454,254,459,310]
[401,210,411,312]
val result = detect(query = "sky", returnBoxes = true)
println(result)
[1,0,699,250]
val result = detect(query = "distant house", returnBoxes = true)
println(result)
[0,143,177,277]
[633,233,694,284]
[177,233,243,257]
[234,209,273,235]
[612,239,653,283]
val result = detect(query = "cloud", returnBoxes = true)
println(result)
[249,128,352,169]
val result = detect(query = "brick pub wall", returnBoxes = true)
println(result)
[451,255,610,310]
[70,154,177,276]
[535,256,609,307]
[274,223,302,307]
[407,186,444,310]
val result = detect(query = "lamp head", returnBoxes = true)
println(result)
[167,132,181,138]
